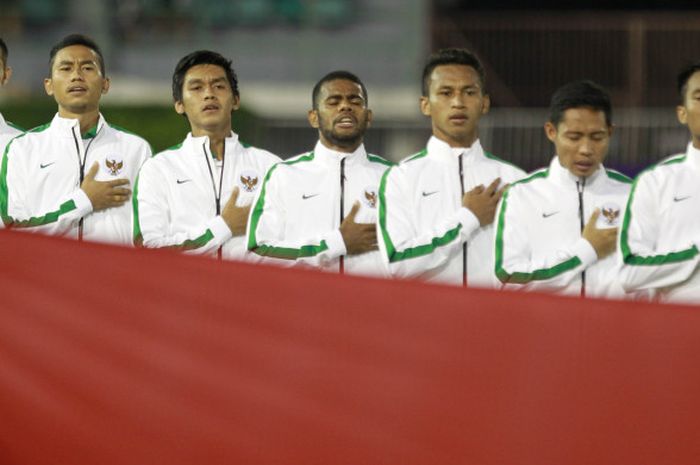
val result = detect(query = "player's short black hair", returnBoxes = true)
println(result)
[548,80,612,126]
[311,70,368,110]
[49,34,105,76]
[677,62,700,104]
[0,38,8,64]
[422,48,486,97]
[172,50,239,102]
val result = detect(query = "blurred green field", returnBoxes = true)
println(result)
[2,99,261,154]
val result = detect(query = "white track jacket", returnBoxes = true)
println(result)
[494,156,633,298]
[378,136,525,287]
[0,113,22,230]
[618,143,700,304]
[1,113,151,244]
[247,141,392,276]
[0,112,22,153]
[134,132,280,260]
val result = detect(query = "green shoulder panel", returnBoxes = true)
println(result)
[367,153,394,167]
[510,168,548,187]
[401,148,428,164]
[605,169,632,184]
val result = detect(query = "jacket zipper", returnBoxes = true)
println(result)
[202,142,226,260]
[576,178,586,297]
[459,153,467,288]
[72,126,99,242]
[339,157,346,274]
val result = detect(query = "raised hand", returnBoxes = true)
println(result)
[462,177,505,226]
[582,208,618,259]
[80,161,131,211]
[221,187,252,236]
[340,201,378,255]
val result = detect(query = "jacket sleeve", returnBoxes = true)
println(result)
[1,139,93,233]
[377,165,480,279]
[133,160,232,253]
[247,164,346,267]
[494,185,598,292]
[617,173,699,292]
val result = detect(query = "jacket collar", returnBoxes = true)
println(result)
[50,112,107,138]
[548,155,605,190]
[427,135,483,162]
[186,131,239,158]
[313,140,366,165]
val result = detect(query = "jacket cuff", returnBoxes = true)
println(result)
[458,207,481,238]
[210,216,233,243]
[73,189,94,216]
[575,238,598,268]
[327,229,348,259]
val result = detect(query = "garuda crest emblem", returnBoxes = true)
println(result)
[601,207,620,225]
[239,170,260,193]
[363,188,377,209]
[105,159,123,176]
[597,202,621,228]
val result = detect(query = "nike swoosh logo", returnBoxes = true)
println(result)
[302,193,319,200]
[40,162,55,169]
[422,191,438,197]
[674,195,691,202]
[542,211,559,218]
[176,179,192,184]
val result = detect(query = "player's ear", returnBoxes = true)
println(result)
[677,105,688,125]
[481,94,490,115]
[174,100,185,115]
[544,121,558,143]
[101,77,110,95]
[420,96,431,117]
[44,77,54,96]
[366,109,373,127]
[0,66,12,85]
[308,109,319,129]
[231,93,240,111]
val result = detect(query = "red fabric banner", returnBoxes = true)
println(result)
[1,229,699,465]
